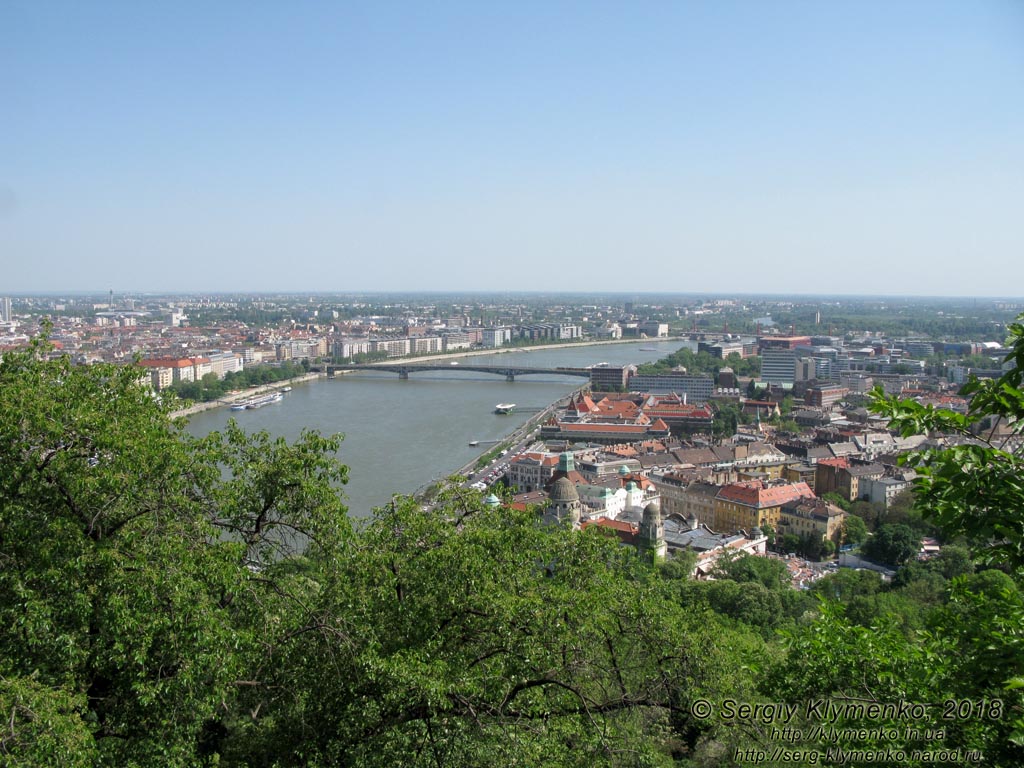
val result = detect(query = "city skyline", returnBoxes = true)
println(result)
[3,1,1023,295]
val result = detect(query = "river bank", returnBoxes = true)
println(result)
[170,372,323,418]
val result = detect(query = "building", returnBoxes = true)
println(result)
[371,338,412,358]
[778,498,846,547]
[411,336,443,354]
[334,339,372,359]
[442,332,473,352]
[759,335,812,351]
[860,472,916,508]
[805,384,849,409]
[589,364,636,391]
[138,357,196,388]
[814,458,885,502]
[638,393,715,433]
[628,373,714,403]
[0,297,12,323]
[668,479,721,527]
[712,480,816,534]
[540,418,672,445]
[638,500,667,560]
[543,478,581,529]
[518,323,582,341]
[637,321,669,338]
[507,451,561,493]
[482,327,512,348]
[760,348,797,386]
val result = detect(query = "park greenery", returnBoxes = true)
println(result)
[1,316,1023,765]
[168,360,310,402]
[636,348,760,379]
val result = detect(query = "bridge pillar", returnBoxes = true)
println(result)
[399,369,409,380]
[327,368,335,378]
[506,372,515,382]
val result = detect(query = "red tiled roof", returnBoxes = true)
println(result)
[816,457,850,469]
[717,481,815,508]
[583,518,638,544]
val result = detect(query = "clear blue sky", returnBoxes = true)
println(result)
[2,1,1022,295]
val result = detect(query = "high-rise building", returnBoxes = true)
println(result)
[0,297,11,323]
[760,348,797,385]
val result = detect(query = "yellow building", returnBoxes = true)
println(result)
[712,480,816,534]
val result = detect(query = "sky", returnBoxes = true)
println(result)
[2,1,1023,296]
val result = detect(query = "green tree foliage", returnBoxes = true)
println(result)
[0,335,350,766]
[166,361,308,403]
[842,514,868,546]
[861,523,922,567]
[636,348,759,378]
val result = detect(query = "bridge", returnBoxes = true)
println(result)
[319,363,594,382]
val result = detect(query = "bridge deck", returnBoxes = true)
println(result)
[322,363,592,378]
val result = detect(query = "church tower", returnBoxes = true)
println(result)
[545,477,581,530]
[638,499,667,561]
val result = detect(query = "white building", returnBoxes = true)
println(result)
[482,327,512,348]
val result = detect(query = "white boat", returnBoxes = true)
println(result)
[468,440,479,446]
[233,392,285,410]
[494,403,516,414]
[281,386,293,392]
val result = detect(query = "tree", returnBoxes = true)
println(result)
[842,514,868,546]
[234,493,758,766]
[862,523,921,567]
[0,333,350,766]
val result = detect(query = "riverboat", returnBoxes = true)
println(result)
[494,403,516,414]
[468,440,479,446]
[232,392,285,410]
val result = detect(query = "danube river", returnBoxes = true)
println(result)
[186,339,694,516]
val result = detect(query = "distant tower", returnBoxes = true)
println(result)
[0,297,11,323]
[109,289,114,309]
[545,478,581,530]
[638,500,667,561]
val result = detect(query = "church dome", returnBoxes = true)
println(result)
[618,465,630,476]
[550,477,579,503]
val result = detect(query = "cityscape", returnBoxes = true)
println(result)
[5,0,1024,765]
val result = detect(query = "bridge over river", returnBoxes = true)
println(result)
[320,363,594,382]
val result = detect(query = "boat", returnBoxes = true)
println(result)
[468,440,479,446]
[450,361,459,365]
[639,346,657,351]
[494,403,516,414]
[281,385,293,392]
[232,392,285,410]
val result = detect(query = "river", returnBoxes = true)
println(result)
[185,339,695,516]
